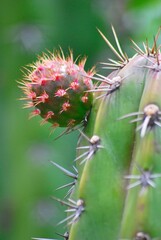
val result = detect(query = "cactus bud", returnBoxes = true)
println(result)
[20,51,94,129]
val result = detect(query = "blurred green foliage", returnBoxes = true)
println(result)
[1,0,161,239]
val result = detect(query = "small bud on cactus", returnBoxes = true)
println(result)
[20,50,94,129]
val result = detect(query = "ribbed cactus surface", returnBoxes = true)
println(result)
[20,28,161,240]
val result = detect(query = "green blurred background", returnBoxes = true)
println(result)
[1,0,161,239]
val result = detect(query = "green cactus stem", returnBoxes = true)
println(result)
[69,55,149,240]
[67,29,161,240]
[20,27,161,240]
[120,68,161,238]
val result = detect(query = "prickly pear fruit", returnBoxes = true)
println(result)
[20,51,94,129]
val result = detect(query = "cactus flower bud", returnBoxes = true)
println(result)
[20,51,94,129]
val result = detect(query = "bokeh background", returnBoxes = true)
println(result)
[1,0,161,239]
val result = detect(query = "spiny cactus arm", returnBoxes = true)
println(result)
[19,27,161,240]
[68,54,151,240]
[120,67,161,239]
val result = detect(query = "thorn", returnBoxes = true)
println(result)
[55,89,67,97]
[85,74,113,85]
[130,38,145,55]
[52,126,75,141]
[108,58,124,65]
[51,161,77,197]
[154,121,161,128]
[155,39,160,66]
[56,182,76,191]
[53,197,84,226]
[87,75,128,100]
[76,146,90,150]
[23,101,34,108]
[78,129,91,141]
[49,122,59,135]
[95,92,109,100]
[64,185,76,198]
[124,52,129,62]
[95,81,121,99]
[125,165,161,191]
[55,232,69,240]
[79,150,95,165]
[88,76,122,99]
[131,35,161,71]
[129,117,143,123]
[151,26,161,54]
[140,115,151,138]
[32,232,69,240]
[101,53,128,70]
[76,130,103,164]
[40,111,54,125]
[102,66,120,70]
[111,25,127,61]
[20,90,37,101]
[97,28,125,62]
[34,91,49,106]
[50,161,77,179]
[101,61,122,68]
[74,151,88,162]
[119,104,161,137]
[59,102,71,113]
[145,38,150,56]
[70,80,80,90]
[52,120,84,141]
[52,197,76,208]
[29,109,41,119]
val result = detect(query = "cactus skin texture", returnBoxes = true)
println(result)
[20,51,94,130]
[67,28,161,240]
[20,28,161,240]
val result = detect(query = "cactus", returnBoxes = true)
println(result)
[20,50,94,133]
[20,27,161,240]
